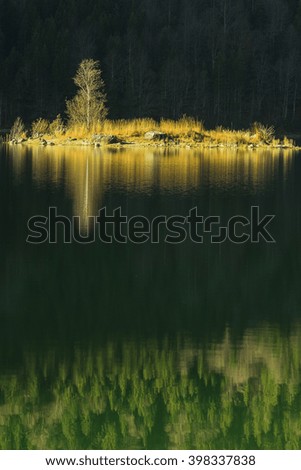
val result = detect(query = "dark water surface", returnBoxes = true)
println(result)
[0,145,301,449]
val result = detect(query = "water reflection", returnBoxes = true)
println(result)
[1,145,301,450]
[7,145,294,222]
[0,325,301,450]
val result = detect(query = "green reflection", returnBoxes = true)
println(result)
[1,326,301,450]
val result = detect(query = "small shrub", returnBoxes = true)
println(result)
[252,122,275,144]
[31,118,49,137]
[282,136,294,148]
[271,138,280,147]
[9,117,25,140]
[49,115,65,136]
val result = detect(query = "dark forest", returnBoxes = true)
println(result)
[0,0,301,129]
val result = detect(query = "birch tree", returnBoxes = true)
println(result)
[66,59,108,130]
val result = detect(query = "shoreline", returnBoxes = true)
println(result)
[3,118,300,150]
[4,137,300,150]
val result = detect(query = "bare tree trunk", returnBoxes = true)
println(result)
[87,86,91,130]
[292,81,297,120]
[0,94,2,128]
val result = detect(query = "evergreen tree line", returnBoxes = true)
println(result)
[1,0,301,129]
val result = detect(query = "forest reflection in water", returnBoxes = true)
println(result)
[0,325,301,450]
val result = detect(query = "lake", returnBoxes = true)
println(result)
[0,145,301,449]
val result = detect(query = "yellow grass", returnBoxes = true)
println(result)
[65,117,204,139]
[159,117,204,136]
[102,118,158,136]
[21,116,297,148]
[205,127,255,145]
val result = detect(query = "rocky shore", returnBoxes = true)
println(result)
[5,129,298,150]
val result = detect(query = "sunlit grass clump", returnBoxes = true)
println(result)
[84,116,204,138]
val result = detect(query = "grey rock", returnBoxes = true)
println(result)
[92,134,104,141]
[104,135,121,144]
[144,131,167,141]
[92,134,121,145]
[188,131,203,142]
